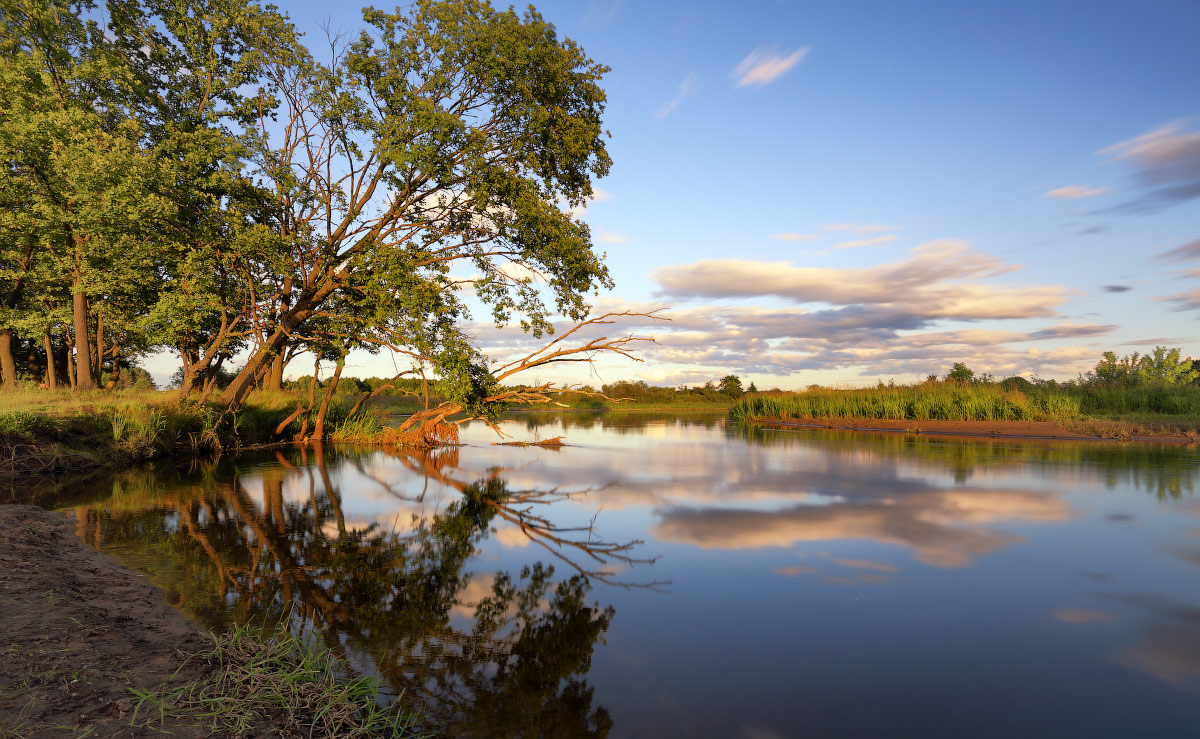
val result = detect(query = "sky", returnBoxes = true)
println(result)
[145,0,1200,389]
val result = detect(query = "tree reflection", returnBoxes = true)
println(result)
[69,446,638,737]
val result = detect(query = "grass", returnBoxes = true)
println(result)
[729,382,1200,439]
[130,620,426,738]
[729,383,1083,424]
[0,388,382,480]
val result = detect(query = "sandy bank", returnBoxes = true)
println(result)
[0,505,209,737]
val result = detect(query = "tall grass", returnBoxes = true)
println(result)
[0,389,378,474]
[1070,385,1200,416]
[729,384,1083,424]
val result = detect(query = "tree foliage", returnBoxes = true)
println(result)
[0,0,622,421]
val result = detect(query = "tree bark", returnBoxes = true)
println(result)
[0,330,17,392]
[103,344,121,389]
[65,333,76,389]
[264,277,294,392]
[72,267,95,390]
[219,281,340,409]
[44,332,57,389]
[312,356,344,442]
[92,311,104,387]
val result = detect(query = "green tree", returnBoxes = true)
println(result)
[718,375,744,398]
[215,0,614,411]
[946,362,975,383]
[1134,346,1198,386]
[1089,347,1198,387]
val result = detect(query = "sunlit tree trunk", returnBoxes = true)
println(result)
[71,259,94,390]
[311,356,344,442]
[0,329,16,392]
[43,332,57,389]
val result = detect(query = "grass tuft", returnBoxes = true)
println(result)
[130,620,426,738]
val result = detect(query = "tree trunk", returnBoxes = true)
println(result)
[267,353,285,391]
[219,282,339,409]
[44,332,57,389]
[0,329,16,392]
[72,269,95,390]
[312,356,344,442]
[103,345,121,389]
[264,277,293,392]
[92,311,104,387]
[65,335,76,389]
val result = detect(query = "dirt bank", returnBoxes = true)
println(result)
[0,505,209,738]
[757,416,1197,443]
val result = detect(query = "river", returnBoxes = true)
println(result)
[48,411,1200,737]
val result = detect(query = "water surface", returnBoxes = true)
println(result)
[45,412,1200,737]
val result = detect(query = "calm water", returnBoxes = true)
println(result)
[40,412,1200,737]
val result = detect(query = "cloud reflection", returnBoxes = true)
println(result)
[653,488,1066,568]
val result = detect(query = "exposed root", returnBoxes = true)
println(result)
[376,420,459,449]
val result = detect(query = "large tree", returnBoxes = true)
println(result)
[216,0,613,410]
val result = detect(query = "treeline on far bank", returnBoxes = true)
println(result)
[730,347,1200,426]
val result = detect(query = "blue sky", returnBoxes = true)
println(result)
[152,0,1200,388]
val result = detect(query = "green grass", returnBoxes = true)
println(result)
[130,620,426,737]
[0,389,377,478]
[1069,385,1200,416]
[730,382,1200,432]
[729,384,1083,424]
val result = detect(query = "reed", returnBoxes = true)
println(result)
[729,384,1083,424]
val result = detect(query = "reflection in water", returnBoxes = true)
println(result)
[38,413,1200,736]
[66,446,636,737]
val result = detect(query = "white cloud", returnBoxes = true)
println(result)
[653,239,1066,321]
[770,232,817,242]
[733,45,810,88]
[1043,185,1110,199]
[597,231,629,244]
[831,234,898,250]
[654,73,699,119]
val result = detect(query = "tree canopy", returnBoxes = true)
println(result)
[0,0,617,418]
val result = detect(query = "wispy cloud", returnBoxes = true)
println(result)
[733,45,810,88]
[597,232,629,244]
[1099,120,1200,210]
[831,234,898,250]
[654,73,699,119]
[770,232,817,242]
[1043,185,1110,199]
[1102,284,1133,293]
[1154,238,1200,262]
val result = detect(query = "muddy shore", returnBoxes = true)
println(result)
[0,505,210,738]
[756,416,1198,443]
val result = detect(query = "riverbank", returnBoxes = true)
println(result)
[0,505,211,737]
[730,383,1200,444]
[0,505,424,737]
[0,390,383,488]
[751,415,1198,443]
